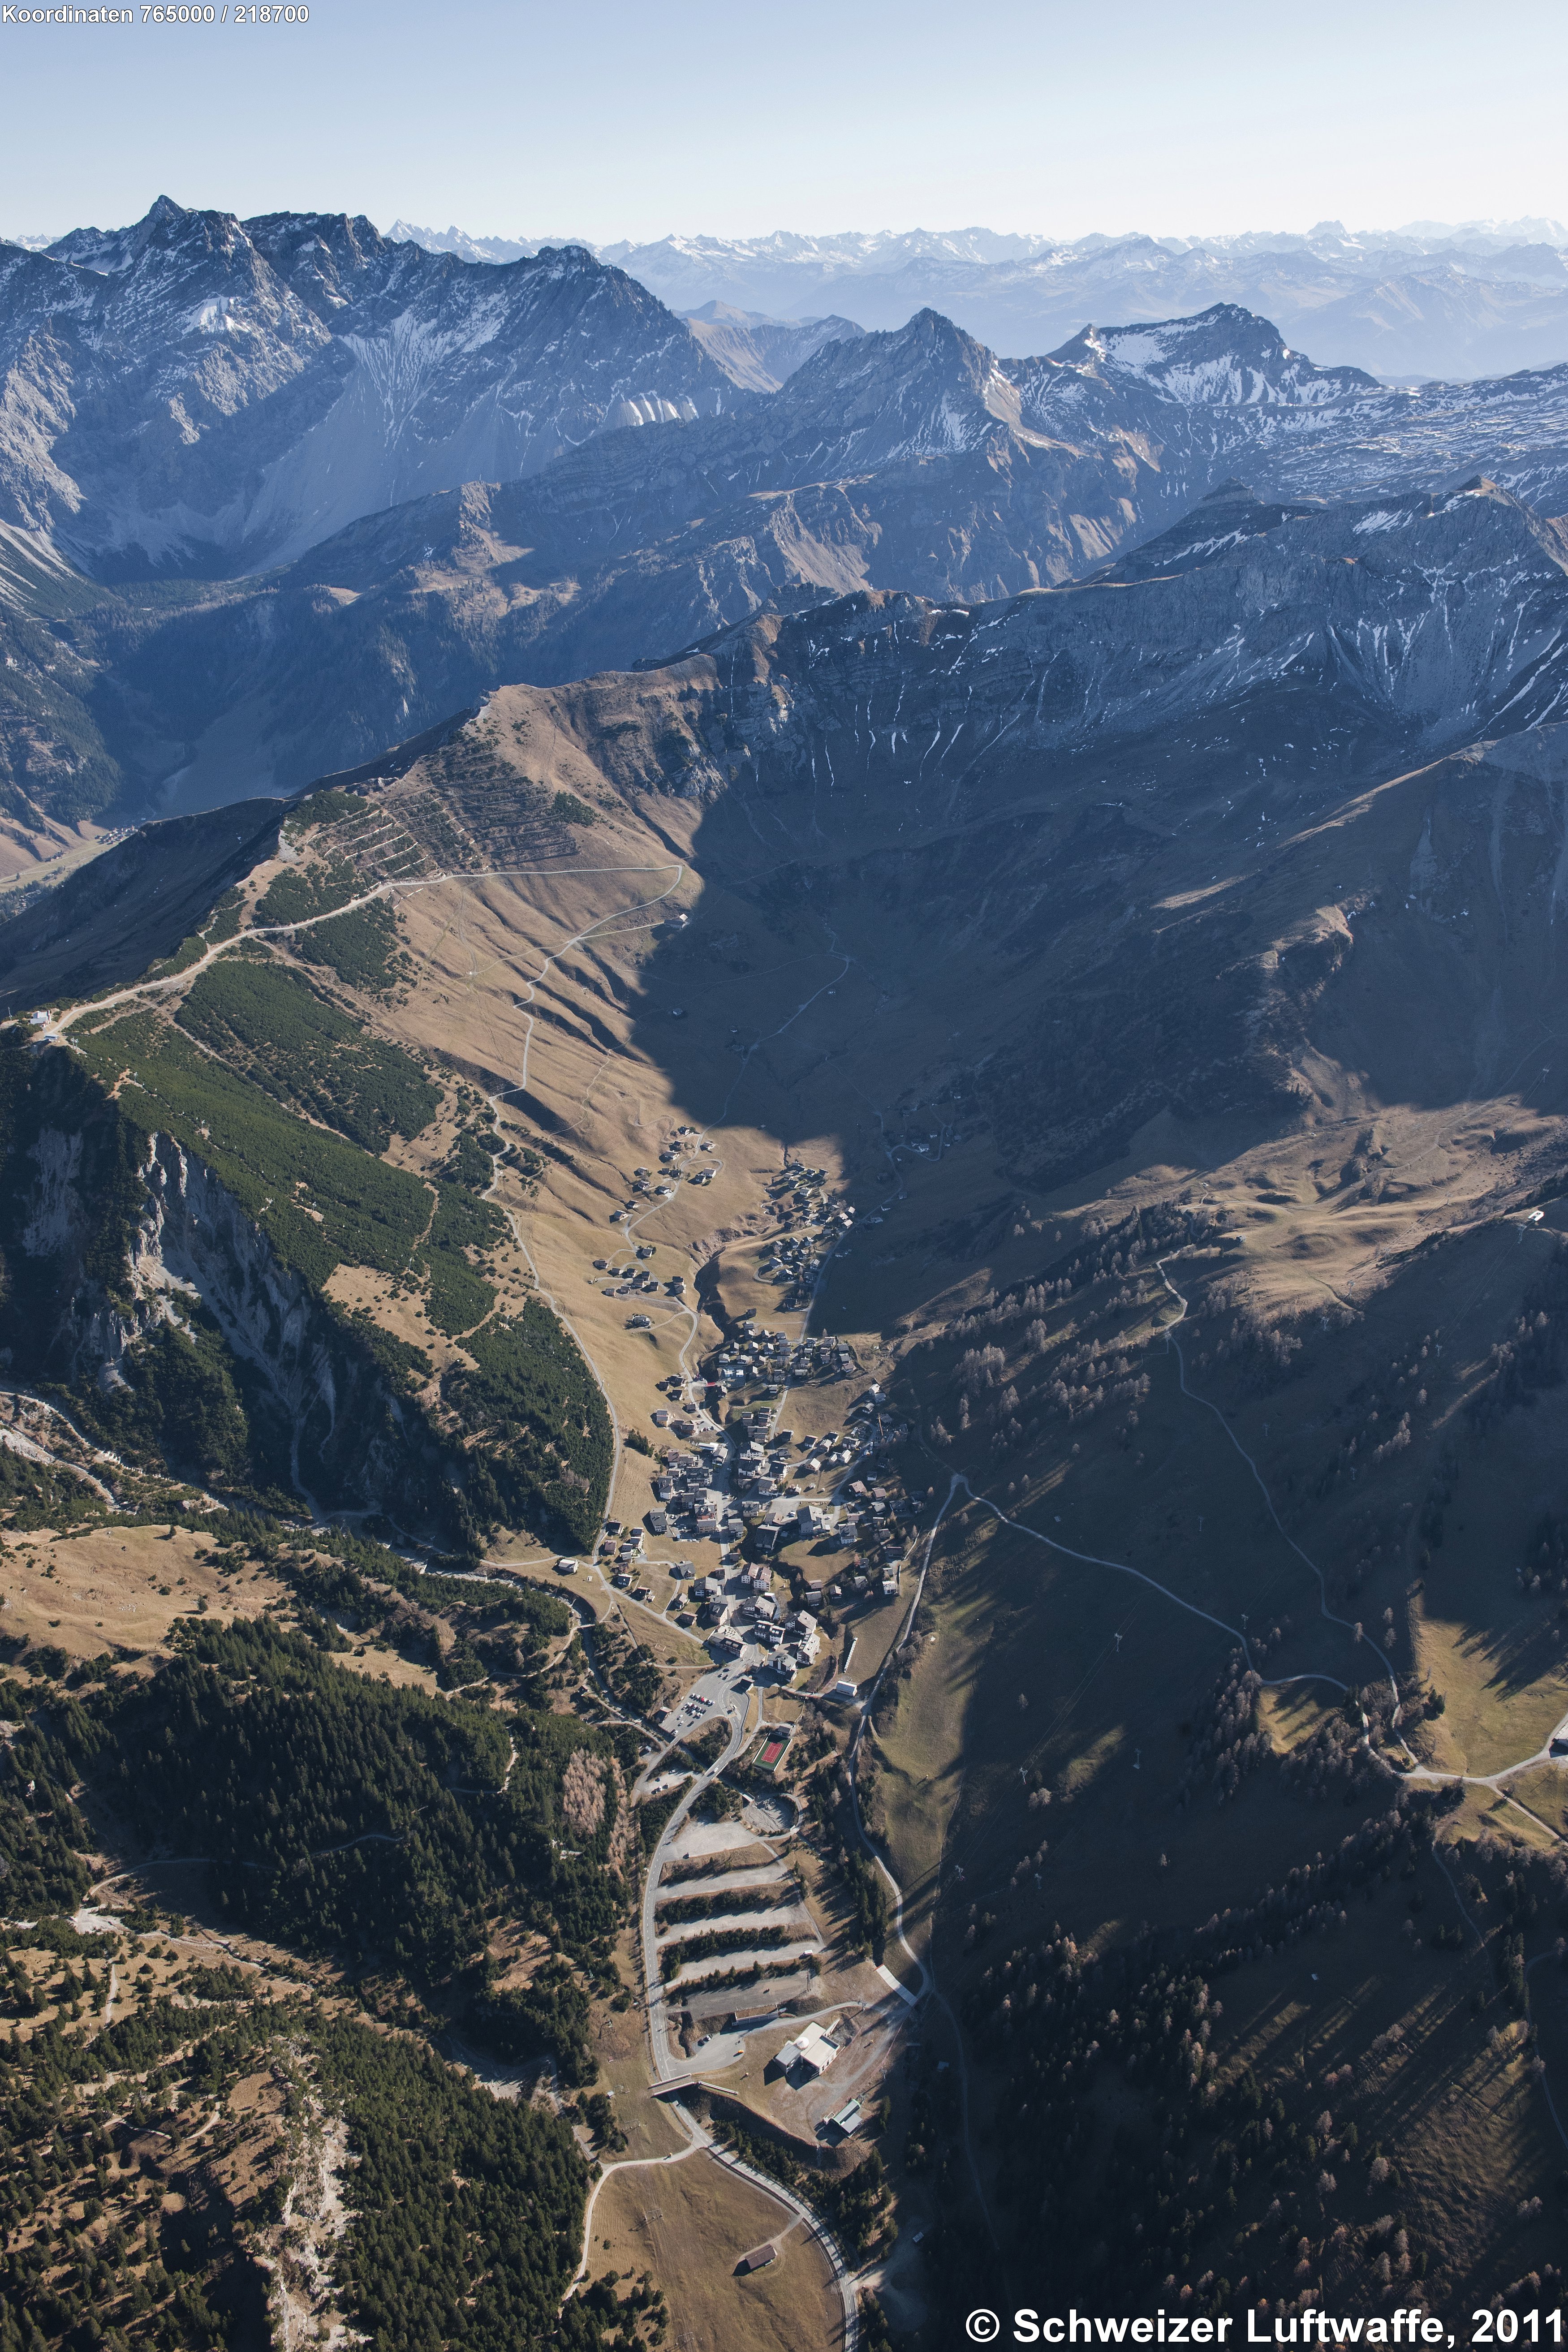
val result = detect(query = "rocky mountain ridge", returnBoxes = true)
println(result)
[18,192,1568,607]
[0,196,752,577]
[8,397,1568,828]
[7,206,1568,2339]
[677,299,867,392]
[15,230,1568,825]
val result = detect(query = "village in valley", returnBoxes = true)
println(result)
[492,1077,938,2324]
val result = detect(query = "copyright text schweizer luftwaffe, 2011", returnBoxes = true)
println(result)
[966,2309,1568,2347]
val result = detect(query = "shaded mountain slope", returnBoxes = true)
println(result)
[0,702,484,1005]
[0,797,284,1011]
[681,299,867,391]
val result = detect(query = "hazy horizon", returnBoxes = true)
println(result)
[8,204,1567,260]
[3,0,1567,252]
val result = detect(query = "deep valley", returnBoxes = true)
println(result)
[2,193,1568,2352]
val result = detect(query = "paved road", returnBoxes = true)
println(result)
[78,818,1537,2295]
[33,807,867,2348]
[42,851,685,1038]
[33,839,691,1602]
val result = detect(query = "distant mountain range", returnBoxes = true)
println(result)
[390,217,1568,383]
[14,200,1568,831]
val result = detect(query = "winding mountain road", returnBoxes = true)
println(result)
[564,2089,860,2350]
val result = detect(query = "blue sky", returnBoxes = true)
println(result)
[3,0,1565,246]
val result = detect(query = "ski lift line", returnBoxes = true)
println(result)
[1152,1255,1404,1714]
[459,865,700,1539]
[716,947,855,1127]
[950,1474,1344,1698]
[492,865,689,1103]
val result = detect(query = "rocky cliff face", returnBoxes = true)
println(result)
[128,1134,438,1517]
[0,1042,453,1528]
